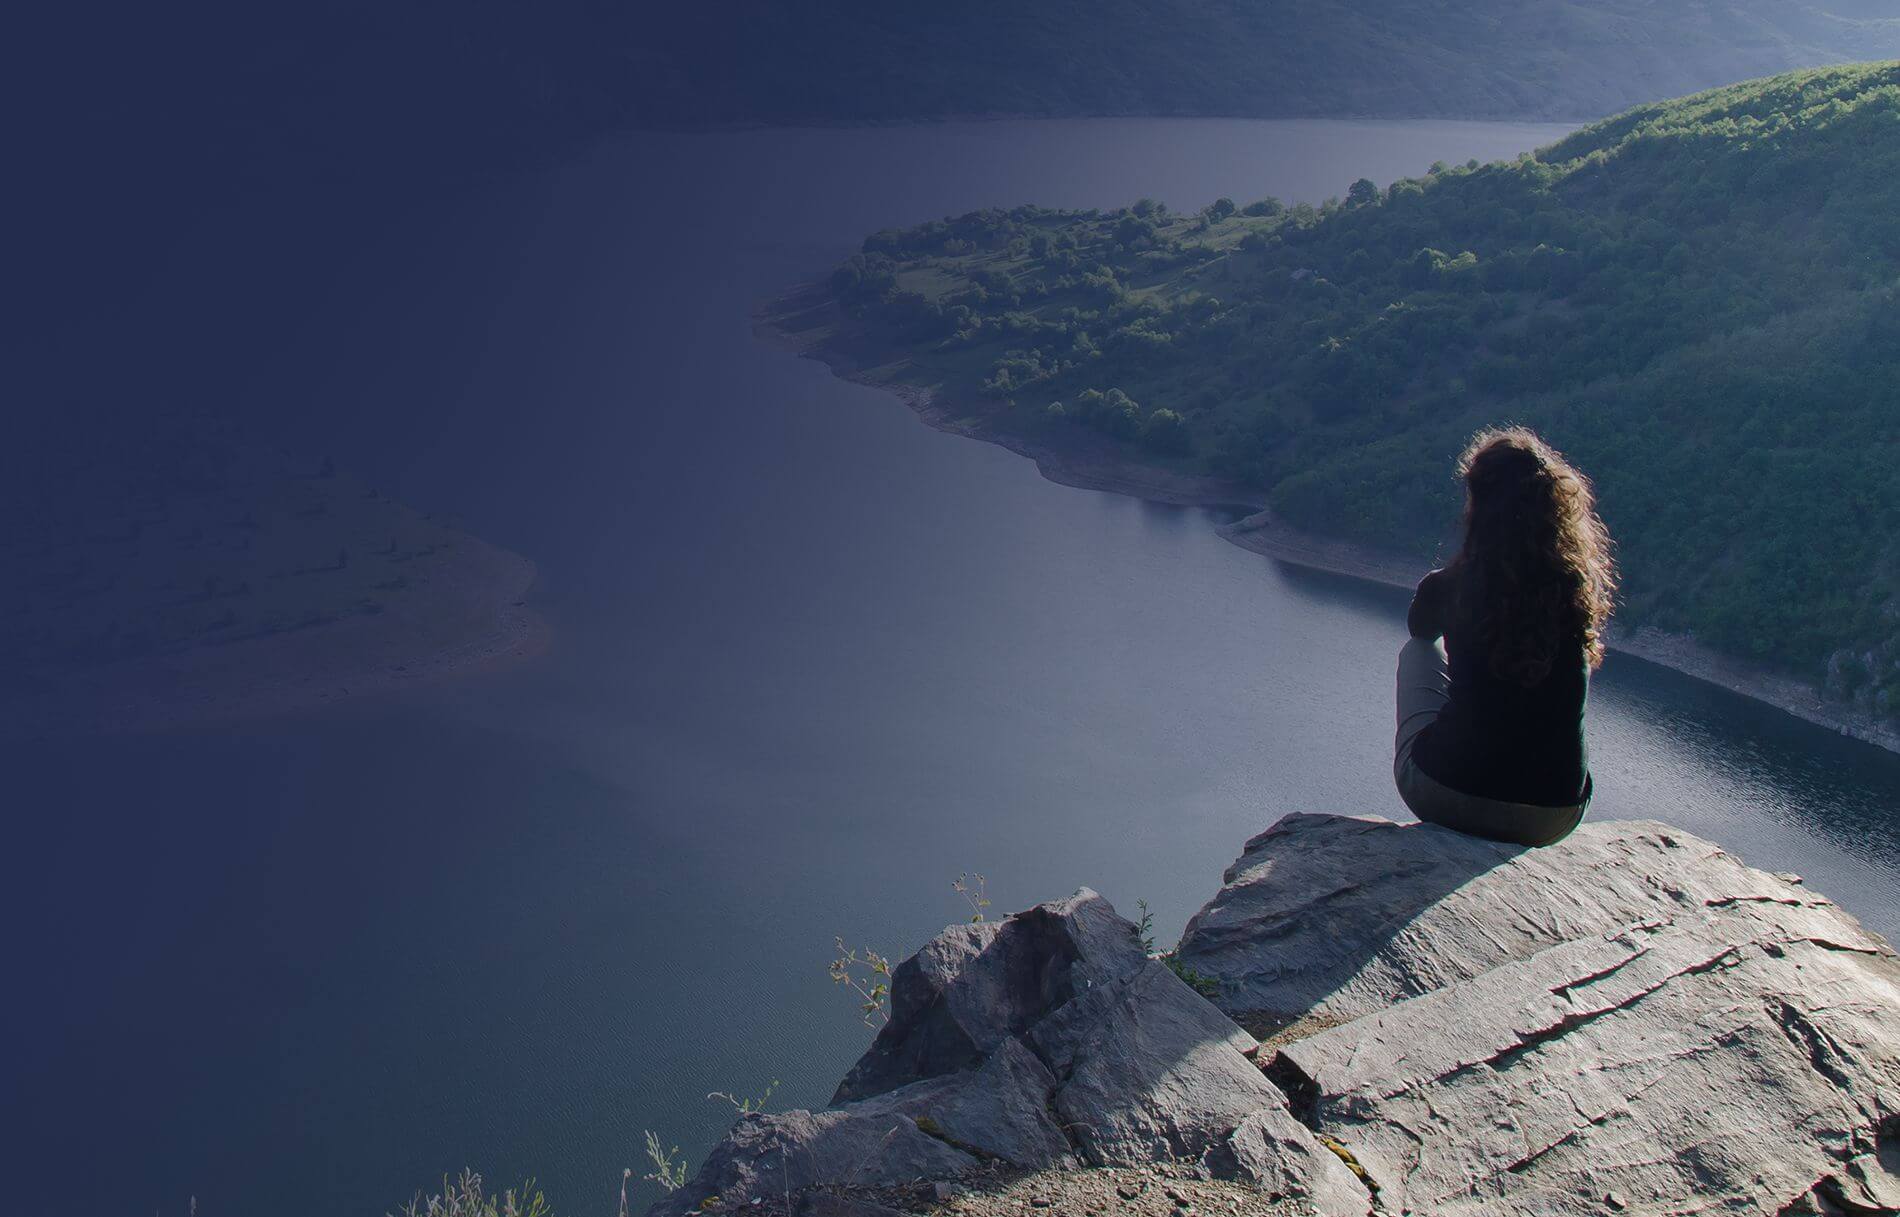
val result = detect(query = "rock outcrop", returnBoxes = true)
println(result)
[1184,815,1900,1215]
[650,888,1364,1217]
[653,816,1900,1217]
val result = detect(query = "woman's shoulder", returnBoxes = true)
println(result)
[1408,566,1461,639]
[1416,564,1465,599]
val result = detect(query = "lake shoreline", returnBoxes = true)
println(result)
[758,286,1900,758]
[0,535,550,737]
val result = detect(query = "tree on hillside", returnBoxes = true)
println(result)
[1115,214,1158,247]
[1140,408,1192,455]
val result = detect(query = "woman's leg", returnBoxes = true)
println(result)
[1393,635,1450,780]
[1392,635,1585,847]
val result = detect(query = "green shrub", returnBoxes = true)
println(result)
[392,1171,550,1217]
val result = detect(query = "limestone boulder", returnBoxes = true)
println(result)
[1182,814,1900,1216]
[1175,814,1878,1031]
[655,815,1900,1217]
[833,888,1148,1104]
[1028,959,1277,1166]
[1209,1109,1371,1217]
[652,888,1352,1216]
[1271,914,1900,1214]
[645,1103,978,1217]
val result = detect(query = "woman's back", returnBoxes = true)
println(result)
[1390,425,1614,847]
[1407,566,1590,809]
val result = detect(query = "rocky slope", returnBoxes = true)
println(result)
[654,816,1900,1216]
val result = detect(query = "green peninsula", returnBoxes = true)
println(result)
[771,64,1900,727]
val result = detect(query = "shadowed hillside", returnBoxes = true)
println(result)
[628,0,1900,124]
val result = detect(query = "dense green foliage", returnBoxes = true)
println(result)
[821,65,1900,719]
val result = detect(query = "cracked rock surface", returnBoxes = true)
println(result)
[1187,815,1900,1216]
[652,818,1899,1217]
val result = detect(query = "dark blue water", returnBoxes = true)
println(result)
[8,120,1899,1217]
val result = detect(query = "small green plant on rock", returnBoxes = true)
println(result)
[708,1077,779,1115]
[1165,954,1222,1001]
[1136,895,1221,999]
[639,1072,780,1203]
[831,873,998,1028]
[952,872,991,922]
[828,938,894,1026]
[643,1130,689,1193]
[392,1170,550,1217]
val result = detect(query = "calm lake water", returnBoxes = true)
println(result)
[8,119,1899,1217]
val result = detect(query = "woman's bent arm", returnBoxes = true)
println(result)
[1408,569,1450,640]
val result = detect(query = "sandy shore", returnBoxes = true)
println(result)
[758,288,1900,757]
[1,534,550,737]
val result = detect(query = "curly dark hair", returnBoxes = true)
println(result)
[1449,426,1617,683]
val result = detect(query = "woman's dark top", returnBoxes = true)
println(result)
[1407,567,1591,808]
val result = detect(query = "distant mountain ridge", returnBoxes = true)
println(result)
[23,1,1899,354]
[628,1,1900,124]
[31,2,1900,197]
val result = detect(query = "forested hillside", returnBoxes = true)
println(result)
[804,65,1900,721]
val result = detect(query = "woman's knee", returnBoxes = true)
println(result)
[1516,804,1586,848]
[1393,756,1447,824]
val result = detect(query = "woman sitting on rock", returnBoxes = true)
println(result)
[1396,426,1616,847]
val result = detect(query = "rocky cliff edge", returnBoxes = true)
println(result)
[651,816,1900,1217]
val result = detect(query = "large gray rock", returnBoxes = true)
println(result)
[652,889,1356,1216]
[1273,916,1900,1215]
[1184,814,1900,1216]
[893,1038,1073,1169]
[1028,959,1277,1166]
[1209,1109,1372,1217]
[1175,813,1869,1030]
[656,816,1900,1217]
[646,1102,979,1217]
[833,889,1148,1104]
[650,1039,1073,1216]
